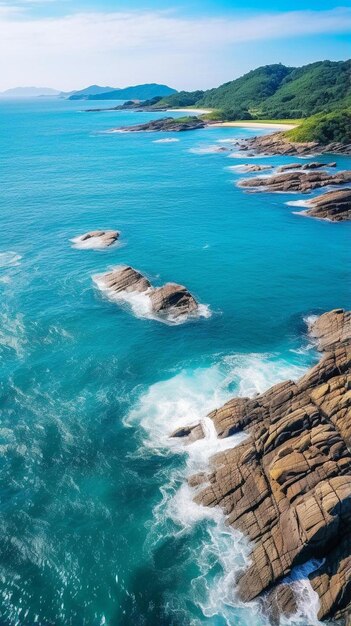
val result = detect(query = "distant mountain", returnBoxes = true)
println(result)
[0,86,61,98]
[154,60,351,120]
[70,83,177,101]
[63,85,117,98]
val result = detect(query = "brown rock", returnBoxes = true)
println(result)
[239,131,351,157]
[304,188,351,222]
[277,162,337,173]
[188,309,351,622]
[149,283,198,319]
[171,423,205,443]
[96,267,200,321]
[309,309,351,352]
[100,265,151,293]
[77,229,120,247]
[238,170,351,193]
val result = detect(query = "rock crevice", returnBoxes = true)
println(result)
[187,309,351,622]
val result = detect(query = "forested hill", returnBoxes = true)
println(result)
[154,60,351,120]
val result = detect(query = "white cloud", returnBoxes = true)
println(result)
[0,7,350,90]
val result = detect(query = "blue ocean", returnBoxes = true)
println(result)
[0,98,350,626]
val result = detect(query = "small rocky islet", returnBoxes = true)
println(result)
[72,229,120,248]
[176,308,351,624]
[95,265,200,322]
[114,116,206,133]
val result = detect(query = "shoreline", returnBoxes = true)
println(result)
[210,121,298,130]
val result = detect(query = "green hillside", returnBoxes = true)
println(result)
[260,60,351,119]
[197,64,291,112]
[285,108,351,144]
[159,60,351,120]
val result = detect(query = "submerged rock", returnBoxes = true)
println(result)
[73,230,119,248]
[95,266,201,322]
[186,309,351,623]
[240,164,273,173]
[303,188,351,222]
[239,170,351,193]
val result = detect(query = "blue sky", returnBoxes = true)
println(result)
[0,0,350,91]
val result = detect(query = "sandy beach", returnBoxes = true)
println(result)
[210,121,298,130]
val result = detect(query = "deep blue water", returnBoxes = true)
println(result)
[0,98,350,626]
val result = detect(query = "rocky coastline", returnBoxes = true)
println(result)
[112,116,206,133]
[301,188,351,222]
[178,309,351,624]
[236,131,351,157]
[238,169,351,193]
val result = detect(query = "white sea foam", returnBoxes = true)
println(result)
[228,152,271,159]
[128,351,313,624]
[286,199,311,208]
[189,146,229,155]
[152,138,180,143]
[280,560,324,626]
[216,138,238,144]
[0,251,22,268]
[227,164,273,174]
[93,273,211,325]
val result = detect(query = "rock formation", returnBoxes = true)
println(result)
[302,188,351,222]
[114,116,206,133]
[149,283,198,319]
[185,309,351,623]
[100,266,151,293]
[95,266,200,321]
[74,230,119,248]
[239,170,351,193]
[238,132,351,156]
[277,162,336,172]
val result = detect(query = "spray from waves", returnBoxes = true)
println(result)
[126,349,316,625]
[228,152,271,159]
[153,138,180,143]
[280,559,324,626]
[188,146,230,155]
[92,274,211,326]
[286,199,311,208]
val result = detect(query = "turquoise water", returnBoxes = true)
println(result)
[0,98,350,626]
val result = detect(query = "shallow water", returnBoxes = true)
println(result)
[0,98,350,625]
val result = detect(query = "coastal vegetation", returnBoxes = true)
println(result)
[284,108,351,144]
[153,60,351,121]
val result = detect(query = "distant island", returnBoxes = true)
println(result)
[0,83,178,101]
[0,86,61,98]
[69,83,177,101]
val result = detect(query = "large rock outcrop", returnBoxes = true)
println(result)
[303,188,351,222]
[95,265,201,322]
[238,170,351,193]
[114,116,206,133]
[187,309,351,623]
[149,283,198,319]
[238,132,351,157]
